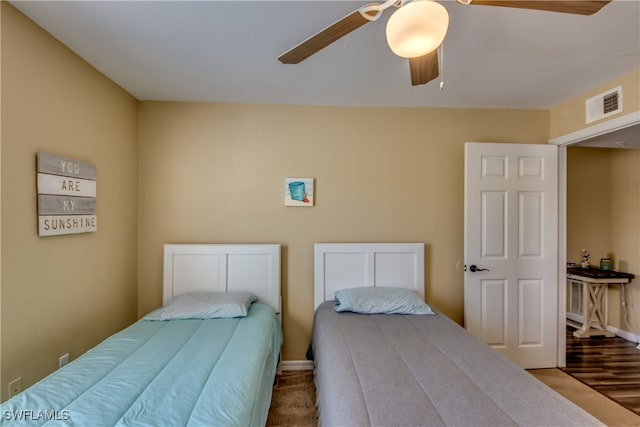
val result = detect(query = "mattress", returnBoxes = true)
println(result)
[2,303,282,427]
[312,301,603,427]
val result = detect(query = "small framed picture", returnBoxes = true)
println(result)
[285,177,314,207]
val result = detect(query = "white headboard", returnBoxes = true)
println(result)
[314,243,425,310]
[163,244,281,313]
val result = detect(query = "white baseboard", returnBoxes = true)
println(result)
[606,325,640,349]
[566,312,583,324]
[566,319,640,350]
[280,360,313,371]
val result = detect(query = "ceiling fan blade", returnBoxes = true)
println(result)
[278,8,378,64]
[409,50,439,86]
[465,0,611,15]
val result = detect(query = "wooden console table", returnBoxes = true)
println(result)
[567,267,634,338]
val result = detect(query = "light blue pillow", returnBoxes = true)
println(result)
[143,292,257,320]
[334,287,434,315]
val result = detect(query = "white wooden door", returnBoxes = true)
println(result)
[464,142,558,368]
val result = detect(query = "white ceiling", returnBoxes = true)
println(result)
[9,0,640,111]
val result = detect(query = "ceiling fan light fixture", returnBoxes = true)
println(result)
[386,0,449,58]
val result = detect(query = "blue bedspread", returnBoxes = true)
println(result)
[1,303,282,427]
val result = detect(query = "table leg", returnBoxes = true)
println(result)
[573,282,614,338]
[573,281,591,338]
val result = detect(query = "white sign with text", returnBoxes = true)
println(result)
[36,152,97,237]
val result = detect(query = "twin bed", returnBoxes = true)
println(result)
[2,244,282,427]
[311,243,603,427]
[4,242,603,426]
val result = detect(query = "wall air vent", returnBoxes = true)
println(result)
[569,282,583,316]
[603,91,619,114]
[586,86,623,124]
[566,280,585,326]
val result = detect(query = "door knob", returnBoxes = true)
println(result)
[469,264,489,272]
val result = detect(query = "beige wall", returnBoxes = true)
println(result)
[138,102,550,360]
[566,148,613,260]
[550,70,640,138]
[567,147,640,335]
[610,149,640,331]
[1,3,139,400]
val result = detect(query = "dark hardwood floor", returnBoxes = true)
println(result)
[563,326,640,414]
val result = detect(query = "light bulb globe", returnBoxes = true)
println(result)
[386,1,449,58]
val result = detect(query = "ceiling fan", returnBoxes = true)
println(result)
[278,0,612,87]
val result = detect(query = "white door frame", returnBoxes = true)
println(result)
[549,111,640,367]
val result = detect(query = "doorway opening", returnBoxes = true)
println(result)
[553,111,640,367]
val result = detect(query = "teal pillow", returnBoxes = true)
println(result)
[334,287,434,315]
[143,292,257,320]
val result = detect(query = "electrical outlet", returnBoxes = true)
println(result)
[59,353,70,368]
[8,377,22,398]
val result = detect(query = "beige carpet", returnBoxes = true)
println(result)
[266,370,317,426]
[268,368,640,426]
[529,368,640,427]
